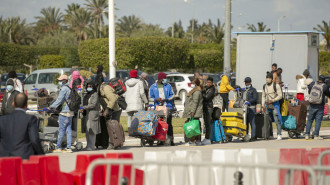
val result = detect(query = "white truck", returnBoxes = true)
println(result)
[235,31,320,92]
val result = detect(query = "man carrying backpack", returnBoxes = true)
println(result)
[49,75,74,153]
[305,75,330,140]
[262,72,283,140]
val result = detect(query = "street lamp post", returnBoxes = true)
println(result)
[108,0,116,79]
[172,0,174,38]
[277,16,286,32]
[184,0,194,43]
[224,0,232,74]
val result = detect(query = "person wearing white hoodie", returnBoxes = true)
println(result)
[124,70,149,129]
[296,69,310,101]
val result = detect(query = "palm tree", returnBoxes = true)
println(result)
[314,21,330,51]
[247,22,271,32]
[202,19,225,44]
[64,3,81,23]
[116,15,142,37]
[35,7,64,35]
[65,5,91,42]
[84,0,108,38]
[166,20,185,38]
[131,24,164,37]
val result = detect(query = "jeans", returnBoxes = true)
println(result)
[203,108,213,139]
[268,106,282,136]
[305,104,324,136]
[220,93,229,112]
[56,115,73,149]
[246,108,256,139]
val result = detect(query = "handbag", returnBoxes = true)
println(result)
[117,96,127,110]
[233,97,244,108]
[183,118,201,138]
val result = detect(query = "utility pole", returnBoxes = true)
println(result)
[224,0,232,74]
[172,0,174,38]
[109,0,116,79]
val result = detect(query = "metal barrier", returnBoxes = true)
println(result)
[86,159,317,185]
[315,151,330,185]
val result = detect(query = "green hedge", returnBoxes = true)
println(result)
[59,47,80,67]
[320,51,330,76]
[39,55,64,69]
[78,37,190,72]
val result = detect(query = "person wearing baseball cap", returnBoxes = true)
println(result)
[149,72,175,146]
[242,77,257,141]
[49,74,74,153]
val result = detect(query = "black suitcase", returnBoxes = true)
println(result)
[255,112,271,140]
[95,116,109,149]
[47,114,59,127]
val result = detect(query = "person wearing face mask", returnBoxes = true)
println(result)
[80,80,101,151]
[242,77,258,141]
[1,78,20,115]
[149,72,175,146]
[124,70,149,130]
[262,72,283,140]
[49,75,74,153]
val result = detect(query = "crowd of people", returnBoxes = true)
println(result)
[0,63,329,159]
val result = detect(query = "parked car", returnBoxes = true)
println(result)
[23,68,71,99]
[167,74,194,100]
[91,70,130,83]
[1,73,26,89]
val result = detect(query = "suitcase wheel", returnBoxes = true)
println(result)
[148,140,154,147]
[226,136,233,142]
[75,142,83,150]
[288,131,295,139]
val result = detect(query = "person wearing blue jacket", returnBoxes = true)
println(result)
[149,72,175,146]
[49,75,74,153]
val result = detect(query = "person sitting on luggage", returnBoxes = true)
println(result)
[305,75,330,140]
[296,69,310,101]
[242,77,258,141]
[0,93,44,159]
[99,81,121,149]
[80,80,101,151]
[201,77,216,145]
[262,72,283,140]
[149,72,175,146]
[183,78,203,146]
[125,70,149,130]
[219,71,235,112]
[49,75,74,153]
[1,78,20,115]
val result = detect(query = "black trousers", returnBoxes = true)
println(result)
[167,114,173,137]
[220,93,229,112]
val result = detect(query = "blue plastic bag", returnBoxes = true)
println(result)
[281,115,297,130]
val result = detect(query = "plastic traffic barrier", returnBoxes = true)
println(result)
[18,160,42,185]
[72,154,105,185]
[0,157,21,185]
[303,148,330,183]
[279,149,306,185]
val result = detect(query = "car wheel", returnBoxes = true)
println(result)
[179,90,187,100]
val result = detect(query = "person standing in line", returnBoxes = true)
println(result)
[140,72,149,102]
[149,72,175,146]
[1,79,19,115]
[0,93,44,159]
[262,73,283,140]
[8,71,23,93]
[296,69,310,101]
[70,70,85,89]
[201,77,216,145]
[81,80,101,151]
[219,73,235,112]
[183,78,204,146]
[125,70,148,130]
[305,75,330,140]
[49,75,74,153]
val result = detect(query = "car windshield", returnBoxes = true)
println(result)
[188,76,194,81]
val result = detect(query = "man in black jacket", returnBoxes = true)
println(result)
[0,93,44,159]
[242,77,258,141]
[201,77,216,145]
[1,78,19,115]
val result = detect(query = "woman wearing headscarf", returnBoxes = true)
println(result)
[69,71,84,89]
[183,78,203,146]
[81,80,101,151]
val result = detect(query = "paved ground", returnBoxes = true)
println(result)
[48,129,330,173]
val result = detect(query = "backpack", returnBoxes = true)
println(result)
[309,82,324,104]
[109,78,126,96]
[65,86,81,112]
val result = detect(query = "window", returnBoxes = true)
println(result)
[38,73,57,84]
[173,76,184,82]
[188,76,194,82]
[24,74,37,84]
[166,76,174,82]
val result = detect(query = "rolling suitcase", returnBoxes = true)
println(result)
[255,112,271,140]
[210,120,226,143]
[95,116,109,149]
[106,120,125,149]
[220,112,246,137]
[288,104,307,132]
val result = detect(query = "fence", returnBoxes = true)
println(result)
[85,159,322,185]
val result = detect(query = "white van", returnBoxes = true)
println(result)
[23,68,71,99]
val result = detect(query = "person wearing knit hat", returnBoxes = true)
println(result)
[149,72,175,146]
[1,78,20,115]
[125,70,149,130]
[262,72,283,140]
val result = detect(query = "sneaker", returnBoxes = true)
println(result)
[201,139,211,145]
[305,135,310,140]
[314,136,324,140]
[277,135,282,140]
[53,148,62,153]
[185,142,196,146]
[195,142,202,146]
[63,148,73,153]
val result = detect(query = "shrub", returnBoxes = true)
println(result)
[319,51,330,76]
[59,47,80,67]
[39,55,64,69]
